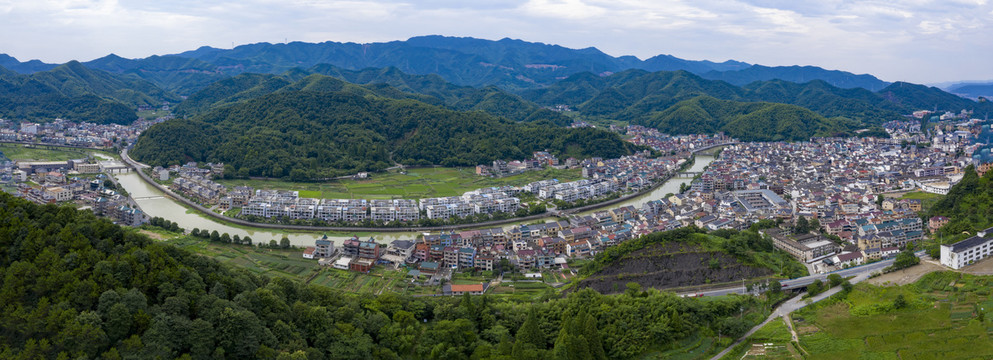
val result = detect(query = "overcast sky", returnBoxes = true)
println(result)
[2,0,992,84]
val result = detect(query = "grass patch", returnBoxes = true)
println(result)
[217,166,581,199]
[164,236,318,282]
[899,191,943,212]
[0,143,88,161]
[792,272,993,359]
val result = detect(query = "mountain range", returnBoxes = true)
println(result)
[946,82,993,100]
[2,35,889,96]
[2,35,992,148]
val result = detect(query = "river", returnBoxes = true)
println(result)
[110,153,716,247]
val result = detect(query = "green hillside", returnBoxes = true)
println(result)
[83,54,227,96]
[0,62,181,124]
[0,191,776,360]
[0,76,136,124]
[173,65,571,125]
[524,69,993,136]
[132,90,637,179]
[637,96,847,141]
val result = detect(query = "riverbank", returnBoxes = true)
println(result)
[124,147,569,232]
[117,144,725,243]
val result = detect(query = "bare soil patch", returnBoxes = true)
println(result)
[866,261,943,286]
[960,256,993,275]
[576,242,772,294]
[139,229,166,240]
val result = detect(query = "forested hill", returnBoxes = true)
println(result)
[523,69,951,124]
[0,188,765,360]
[132,90,637,179]
[172,68,570,125]
[0,65,135,124]
[700,64,890,91]
[638,96,847,141]
[926,165,992,238]
[0,61,181,124]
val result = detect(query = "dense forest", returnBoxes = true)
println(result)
[523,69,992,128]
[700,64,890,91]
[0,191,775,359]
[637,96,848,141]
[926,166,992,237]
[172,68,571,125]
[920,165,993,257]
[131,90,638,179]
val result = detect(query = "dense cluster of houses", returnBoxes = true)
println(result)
[625,126,733,155]
[166,163,227,205]
[3,156,148,226]
[0,117,164,148]
[475,151,576,177]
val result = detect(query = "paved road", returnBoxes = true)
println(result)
[679,251,925,298]
[708,272,873,360]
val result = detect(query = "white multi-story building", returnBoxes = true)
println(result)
[941,227,993,269]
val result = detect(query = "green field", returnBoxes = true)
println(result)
[165,236,319,282]
[308,266,439,295]
[790,272,993,359]
[720,317,798,359]
[900,191,943,212]
[137,109,172,119]
[0,143,89,161]
[218,166,582,199]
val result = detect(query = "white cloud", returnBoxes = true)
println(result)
[519,0,606,20]
[0,0,992,83]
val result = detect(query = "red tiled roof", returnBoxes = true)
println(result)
[450,284,484,293]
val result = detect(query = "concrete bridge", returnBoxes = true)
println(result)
[132,196,165,201]
[677,171,703,177]
[689,141,737,155]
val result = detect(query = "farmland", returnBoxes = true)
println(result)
[786,271,993,359]
[217,166,581,199]
[0,143,89,161]
[164,236,319,282]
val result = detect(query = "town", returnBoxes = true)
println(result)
[297,116,993,294]
[4,113,993,296]
[152,129,732,226]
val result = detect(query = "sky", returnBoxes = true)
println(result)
[1,0,992,85]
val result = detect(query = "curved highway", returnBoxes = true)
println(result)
[681,251,927,297]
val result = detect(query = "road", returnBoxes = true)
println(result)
[680,251,926,298]
[708,271,874,360]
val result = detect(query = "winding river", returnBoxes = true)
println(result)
[111,153,716,247]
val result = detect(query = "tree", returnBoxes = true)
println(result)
[581,312,606,360]
[232,235,241,245]
[625,282,642,297]
[827,274,843,287]
[893,294,907,309]
[220,233,231,244]
[876,194,884,207]
[807,279,824,296]
[269,239,278,248]
[514,308,544,357]
[243,236,253,246]
[810,217,821,232]
[210,230,220,243]
[280,236,291,249]
[553,314,590,360]
[892,250,920,270]
[768,280,783,295]
[190,228,200,237]
[794,216,810,234]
